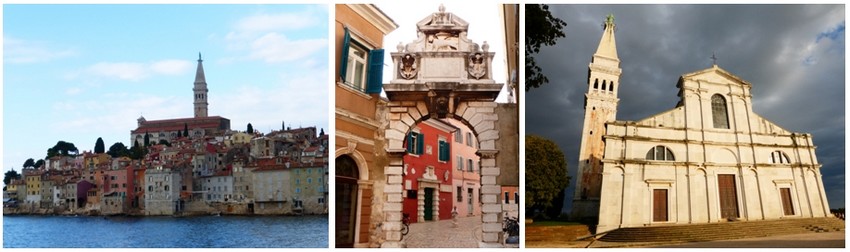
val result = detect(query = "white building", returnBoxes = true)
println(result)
[144,167,182,215]
[571,15,831,233]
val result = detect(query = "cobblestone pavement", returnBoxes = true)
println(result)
[403,216,482,248]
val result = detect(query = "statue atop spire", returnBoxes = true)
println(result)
[594,14,619,59]
[198,52,202,61]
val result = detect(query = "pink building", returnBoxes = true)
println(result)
[448,119,481,217]
[402,119,457,223]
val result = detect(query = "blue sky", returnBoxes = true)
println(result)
[3,4,329,174]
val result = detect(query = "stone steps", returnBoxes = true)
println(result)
[599,217,844,243]
[525,225,591,242]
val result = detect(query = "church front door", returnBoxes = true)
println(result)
[718,174,739,219]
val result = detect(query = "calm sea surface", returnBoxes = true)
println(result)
[3,215,328,248]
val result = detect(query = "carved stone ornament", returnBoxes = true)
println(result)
[435,96,449,118]
[468,53,486,79]
[399,54,417,79]
[426,32,459,51]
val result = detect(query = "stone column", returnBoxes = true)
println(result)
[478,149,502,248]
[381,151,405,248]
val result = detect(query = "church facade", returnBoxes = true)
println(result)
[572,16,831,233]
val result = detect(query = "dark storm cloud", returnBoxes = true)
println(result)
[525,5,846,211]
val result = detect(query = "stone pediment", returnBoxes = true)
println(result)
[416,4,469,32]
[678,65,751,88]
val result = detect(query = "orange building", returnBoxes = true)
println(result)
[334,4,398,248]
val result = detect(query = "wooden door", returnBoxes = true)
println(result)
[653,189,668,222]
[424,188,434,221]
[780,188,794,216]
[718,174,739,219]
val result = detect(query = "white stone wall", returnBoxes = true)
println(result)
[596,68,829,233]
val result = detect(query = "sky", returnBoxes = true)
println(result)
[376,2,511,103]
[3,4,329,176]
[525,5,846,210]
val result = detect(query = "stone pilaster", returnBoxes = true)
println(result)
[477,149,501,247]
[381,152,405,248]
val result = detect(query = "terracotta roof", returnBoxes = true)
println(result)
[131,116,229,134]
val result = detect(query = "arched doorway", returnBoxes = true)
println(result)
[335,155,359,248]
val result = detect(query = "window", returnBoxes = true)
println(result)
[407,190,417,199]
[296,188,301,193]
[339,27,384,94]
[504,192,510,204]
[646,146,675,161]
[406,132,424,155]
[711,94,730,129]
[438,140,450,162]
[457,156,464,171]
[457,186,463,202]
[296,179,300,185]
[515,192,519,205]
[307,178,312,184]
[466,132,473,147]
[467,159,474,172]
[455,130,463,143]
[770,151,791,164]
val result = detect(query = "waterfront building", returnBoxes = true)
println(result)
[144,166,182,215]
[290,162,328,214]
[24,169,42,203]
[202,169,234,202]
[252,161,292,214]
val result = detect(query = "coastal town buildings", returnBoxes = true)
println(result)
[4,53,328,218]
[449,119,482,218]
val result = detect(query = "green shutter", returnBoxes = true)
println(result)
[417,132,424,155]
[365,49,384,94]
[339,27,351,83]
[406,132,414,154]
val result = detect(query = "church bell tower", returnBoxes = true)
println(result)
[572,14,622,221]
[194,52,209,118]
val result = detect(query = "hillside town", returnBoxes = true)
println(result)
[3,54,329,216]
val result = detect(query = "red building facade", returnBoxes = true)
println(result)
[402,119,456,223]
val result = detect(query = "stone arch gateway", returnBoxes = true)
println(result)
[379,5,512,248]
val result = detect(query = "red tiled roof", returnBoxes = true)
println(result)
[131,116,229,134]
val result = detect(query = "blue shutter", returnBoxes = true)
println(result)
[339,28,351,83]
[365,49,385,94]
[417,132,424,155]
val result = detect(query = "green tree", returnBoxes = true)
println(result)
[247,123,254,134]
[144,132,151,147]
[130,141,146,160]
[177,130,183,138]
[158,139,171,147]
[34,159,44,169]
[94,137,106,154]
[3,169,21,191]
[525,134,570,219]
[107,142,131,158]
[526,4,566,91]
[22,158,35,169]
[46,141,79,159]
[183,123,189,137]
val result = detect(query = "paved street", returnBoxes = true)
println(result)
[403,216,482,248]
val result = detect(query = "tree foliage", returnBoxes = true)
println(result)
[107,142,131,158]
[525,134,570,218]
[247,123,254,134]
[22,158,35,169]
[46,141,79,159]
[144,132,151,147]
[183,123,189,137]
[4,169,21,188]
[94,137,106,154]
[526,4,566,91]
[158,139,171,147]
[130,141,147,160]
[34,159,45,169]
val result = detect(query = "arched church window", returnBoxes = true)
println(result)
[593,79,599,89]
[609,81,615,91]
[646,146,675,161]
[711,94,730,129]
[770,150,791,164]
[601,80,607,91]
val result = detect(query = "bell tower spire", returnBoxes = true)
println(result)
[193,52,209,118]
[572,14,623,220]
